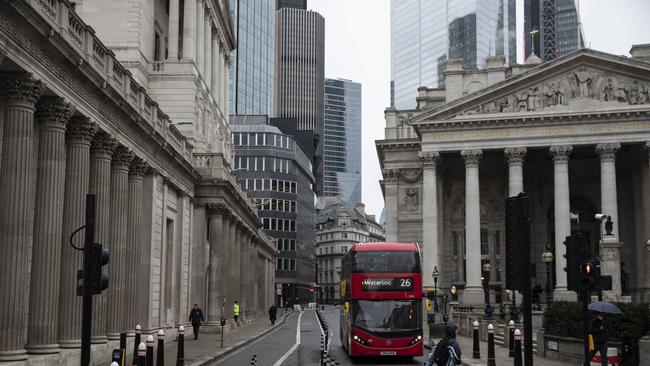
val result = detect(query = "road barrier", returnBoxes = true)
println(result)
[508,320,515,358]
[514,329,522,366]
[156,330,165,366]
[176,326,184,366]
[487,324,495,366]
[145,335,155,366]
[137,342,146,366]
[133,325,142,365]
[472,320,480,359]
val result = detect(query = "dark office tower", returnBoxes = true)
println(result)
[276,7,325,194]
[324,78,362,205]
[524,0,583,61]
[228,0,276,116]
[277,0,307,10]
[391,0,516,110]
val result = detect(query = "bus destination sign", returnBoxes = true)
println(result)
[361,277,413,291]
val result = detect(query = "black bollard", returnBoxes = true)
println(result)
[145,335,155,366]
[176,326,184,366]
[487,324,495,366]
[472,320,480,359]
[514,329,523,366]
[156,329,165,366]
[120,332,127,350]
[508,320,515,358]
[133,324,142,365]
[137,342,147,366]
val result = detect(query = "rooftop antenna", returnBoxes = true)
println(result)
[576,0,586,48]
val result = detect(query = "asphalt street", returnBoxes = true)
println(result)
[218,307,428,366]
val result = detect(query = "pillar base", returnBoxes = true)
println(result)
[0,349,28,362]
[25,343,60,354]
[553,288,577,301]
[58,339,81,349]
[461,287,485,305]
[107,332,121,341]
[90,335,108,344]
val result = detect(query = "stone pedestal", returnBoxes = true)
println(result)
[461,287,485,305]
[601,235,623,301]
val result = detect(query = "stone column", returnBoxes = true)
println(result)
[219,47,226,108]
[595,143,624,300]
[228,216,237,318]
[167,0,180,60]
[419,151,440,289]
[125,158,148,334]
[211,34,219,98]
[505,147,527,197]
[106,145,133,339]
[57,116,95,348]
[0,74,44,361]
[235,225,243,312]
[461,149,483,304]
[220,212,231,318]
[89,131,117,343]
[25,98,74,354]
[181,0,196,60]
[383,169,399,242]
[550,145,574,300]
[206,204,224,323]
[203,16,212,85]
[196,0,205,73]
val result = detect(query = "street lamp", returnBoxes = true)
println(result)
[542,244,554,305]
[432,266,439,320]
[483,262,494,320]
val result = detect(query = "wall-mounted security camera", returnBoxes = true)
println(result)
[594,213,608,221]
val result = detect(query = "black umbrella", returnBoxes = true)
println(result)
[588,301,623,315]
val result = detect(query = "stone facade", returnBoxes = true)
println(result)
[314,197,385,304]
[0,0,275,364]
[376,46,650,305]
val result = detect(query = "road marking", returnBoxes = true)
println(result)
[272,311,304,366]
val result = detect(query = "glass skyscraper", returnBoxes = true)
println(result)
[524,0,582,61]
[228,0,275,116]
[324,78,362,205]
[391,0,516,110]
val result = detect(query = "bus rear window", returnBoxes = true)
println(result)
[352,251,421,273]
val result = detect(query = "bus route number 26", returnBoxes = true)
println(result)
[399,278,411,288]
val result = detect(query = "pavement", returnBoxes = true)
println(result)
[452,335,574,366]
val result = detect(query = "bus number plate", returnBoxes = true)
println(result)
[380,351,397,356]
[361,277,413,291]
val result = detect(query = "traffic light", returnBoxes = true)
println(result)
[563,235,579,291]
[579,257,600,292]
[89,243,109,294]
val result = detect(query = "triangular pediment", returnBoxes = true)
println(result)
[412,49,650,124]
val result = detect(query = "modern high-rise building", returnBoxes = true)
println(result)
[390,0,516,110]
[276,6,325,194]
[228,0,276,116]
[524,0,583,61]
[277,0,307,10]
[323,78,362,205]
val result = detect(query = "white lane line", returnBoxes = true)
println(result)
[272,311,304,366]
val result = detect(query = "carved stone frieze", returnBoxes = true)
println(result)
[206,203,229,217]
[0,73,45,105]
[382,168,400,184]
[399,169,422,183]
[400,187,420,212]
[458,65,650,116]
[66,116,97,142]
[129,157,149,178]
[91,131,117,155]
[504,147,527,165]
[595,143,621,162]
[112,145,134,167]
[549,145,573,162]
[35,96,74,128]
[418,151,440,169]
[461,149,483,166]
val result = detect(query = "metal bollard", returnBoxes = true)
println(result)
[513,329,523,366]
[156,329,165,366]
[137,342,147,366]
[133,325,142,365]
[112,361,119,366]
[146,335,155,366]
[487,324,495,366]
[176,326,184,366]
[472,320,480,359]
[508,320,515,358]
[120,332,127,350]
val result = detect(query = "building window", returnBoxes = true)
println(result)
[452,231,460,256]
[480,228,489,255]
[341,246,347,253]
[154,32,161,61]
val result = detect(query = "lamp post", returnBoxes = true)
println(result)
[442,292,449,324]
[542,244,554,305]
[483,262,494,320]
[432,266,439,321]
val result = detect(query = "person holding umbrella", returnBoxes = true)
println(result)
[587,301,622,366]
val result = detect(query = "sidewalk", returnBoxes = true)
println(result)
[160,311,293,366]
[454,335,573,366]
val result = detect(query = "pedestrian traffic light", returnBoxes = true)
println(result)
[579,257,600,292]
[89,243,109,294]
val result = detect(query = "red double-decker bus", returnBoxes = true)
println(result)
[339,242,423,358]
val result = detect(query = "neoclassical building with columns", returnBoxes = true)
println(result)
[0,0,275,364]
[376,45,650,306]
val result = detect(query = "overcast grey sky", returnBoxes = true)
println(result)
[308,0,650,218]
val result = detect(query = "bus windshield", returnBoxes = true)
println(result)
[352,299,421,336]
[352,250,421,273]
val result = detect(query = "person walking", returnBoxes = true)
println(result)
[188,304,204,340]
[425,323,462,366]
[268,304,278,325]
[589,312,608,366]
[233,301,240,325]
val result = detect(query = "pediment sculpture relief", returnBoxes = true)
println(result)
[459,66,650,116]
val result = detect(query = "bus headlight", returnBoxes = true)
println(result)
[409,335,423,345]
[352,334,366,345]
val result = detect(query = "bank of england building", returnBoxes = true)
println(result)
[376,45,650,305]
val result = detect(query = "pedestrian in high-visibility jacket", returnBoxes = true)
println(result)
[233,301,240,325]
